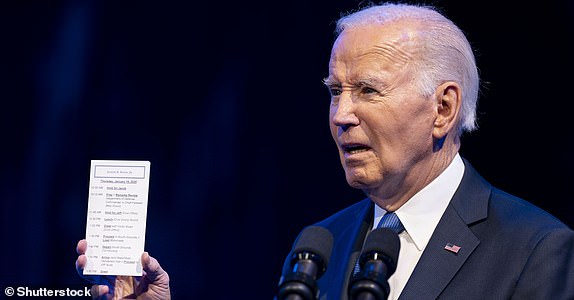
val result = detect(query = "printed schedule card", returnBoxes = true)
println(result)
[84,160,150,276]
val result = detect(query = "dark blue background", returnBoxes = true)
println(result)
[2,0,573,299]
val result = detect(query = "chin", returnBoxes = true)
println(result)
[345,174,374,190]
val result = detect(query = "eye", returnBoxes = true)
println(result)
[328,86,342,96]
[361,86,378,94]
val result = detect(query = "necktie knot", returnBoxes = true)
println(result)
[377,212,404,234]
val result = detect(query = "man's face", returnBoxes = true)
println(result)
[326,23,437,196]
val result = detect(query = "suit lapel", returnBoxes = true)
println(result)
[399,159,490,299]
[398,205,480,299]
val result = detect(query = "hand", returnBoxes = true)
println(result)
[76,239,171,300]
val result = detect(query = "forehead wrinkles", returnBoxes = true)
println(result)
[365,33,417,69]
[329,28,420,82]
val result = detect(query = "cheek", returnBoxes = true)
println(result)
[366,116,431,167]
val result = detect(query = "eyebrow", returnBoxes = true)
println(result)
[322,76,339,87]
[354,76,386,88]
[322,75,386,88]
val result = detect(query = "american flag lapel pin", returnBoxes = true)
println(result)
[444,243,461,254]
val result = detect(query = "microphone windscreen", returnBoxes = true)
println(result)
[361,227,400,275]
[292,226,334,267]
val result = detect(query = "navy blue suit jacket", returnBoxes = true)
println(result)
[282,159,574,299]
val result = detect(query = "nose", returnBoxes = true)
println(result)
[331,94,360,131]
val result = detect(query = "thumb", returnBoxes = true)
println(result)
[141,252,166,280]
[136,252,170,298]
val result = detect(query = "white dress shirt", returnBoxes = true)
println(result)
[371,153,465,300]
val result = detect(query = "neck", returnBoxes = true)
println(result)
[367,139,460,211]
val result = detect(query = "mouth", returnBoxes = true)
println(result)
[341,143,372,155]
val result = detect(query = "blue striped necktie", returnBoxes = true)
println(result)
[377,212,404,234]
[353,212,404,275]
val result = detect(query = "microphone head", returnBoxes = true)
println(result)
[360,227,400,277]
[291,226,334,274]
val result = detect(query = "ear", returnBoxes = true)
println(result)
[432,81,462,139]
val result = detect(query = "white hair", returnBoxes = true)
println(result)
[336,2,480,134]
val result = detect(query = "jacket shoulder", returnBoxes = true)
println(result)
[489,187,572,232]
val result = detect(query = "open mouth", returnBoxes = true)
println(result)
[342,143,371,154]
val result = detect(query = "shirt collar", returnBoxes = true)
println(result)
[373,153,465,251]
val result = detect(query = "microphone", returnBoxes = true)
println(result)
[276,226,334,300]
[348,228,400,300]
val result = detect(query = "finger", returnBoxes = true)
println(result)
[141,252,167,280]
[141,252,150,269]
[76,240,88,277]
[136,252,170,297]
[90,285,110,300]
[76,254,87,275]
[76,245,117,287]
[77,239,87,255]
[141,252,157,274]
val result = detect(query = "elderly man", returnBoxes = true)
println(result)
[280,3,574,300]
[75,3,574,300]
